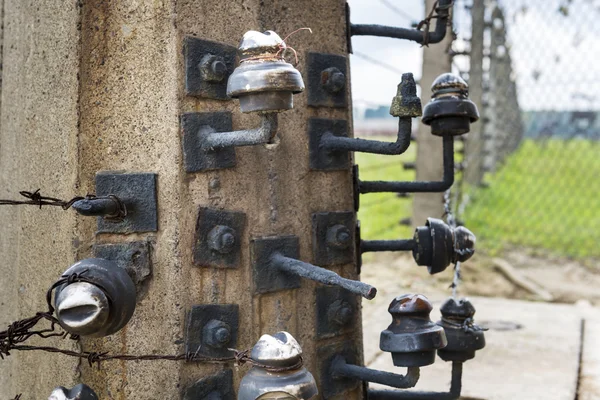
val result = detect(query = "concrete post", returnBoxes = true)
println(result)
[412,0,454,226]
[0,1,361,399]
[464,0,485,185]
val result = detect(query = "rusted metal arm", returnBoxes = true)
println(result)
[359,136,454,194]
[201,112,278,149]
[331,356,420,389]
[361,238,416,253]
[367,361,463,400]
[350,0,453,45]
[269,252,377,300]
[321,118,412,155]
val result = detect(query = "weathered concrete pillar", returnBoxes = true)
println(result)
[0,1,361,399]
[464,0,485,185]
[412,0,454,225]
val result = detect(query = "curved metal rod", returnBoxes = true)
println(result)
[270,253,377,300]
[331,356,420,389]
[321,118,412,155]
[367,361,463,400]
[359,136,454,194]
[350,0,453,45]
[361,239,415,254]
[201,113,278,149]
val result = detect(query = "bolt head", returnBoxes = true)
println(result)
[199,54,227,83]
[328,300,353,326]
[326,224,352,249]
[211,60,227,80]
[203,319,232,348]
[55,282,110,337]
[322,67,345,93]
[208,225,237,254]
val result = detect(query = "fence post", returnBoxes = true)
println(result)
[412,0,455,225]
[0,2,360,398]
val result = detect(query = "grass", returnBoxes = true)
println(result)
[355,140,416,241]
[356,137,600,261]
[463,139,600,259]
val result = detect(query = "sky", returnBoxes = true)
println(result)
[348,0,600,113]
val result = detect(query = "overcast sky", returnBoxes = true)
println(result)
[347,0,600,112]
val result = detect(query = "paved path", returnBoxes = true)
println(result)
[363,295,600,399]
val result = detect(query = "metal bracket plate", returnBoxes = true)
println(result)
[184,37,237,100]
[183,369,235,400]
[312,211,355,266]
[308,118,350,171]
[316,286,359,339]
[251,236,301,295]
[355,220,363,275]
[185,304,239,359]
[318,341,361,399]
[193,207,246,268]
[95,172,158,233]
[306,52,348,108]
[353,164,360,211]
[181,112,236,172]
[93,241,152,296]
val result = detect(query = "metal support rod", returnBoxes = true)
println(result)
[270,253,377,300]
[201,113,278,149]
[361,239,415,254]
[321,118,412,155]
[359,136,454,194]
[350,0,452,45]
[331,356,420,389]
[368,361,463,400]
[72,196,126,219]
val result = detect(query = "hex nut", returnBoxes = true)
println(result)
[203,319,232,348]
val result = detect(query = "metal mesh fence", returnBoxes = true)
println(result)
[452,0,600,260]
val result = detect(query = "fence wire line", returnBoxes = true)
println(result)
[0,271,301,373]
[0,189,85,210]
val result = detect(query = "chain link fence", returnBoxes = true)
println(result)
[452,0,600,261]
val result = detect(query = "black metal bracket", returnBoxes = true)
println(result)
[252,236,302,295]
[183,369,235,400]
[367,361,463,400]
[95,172,158,233]
[318,341,361,399]
[347,0,452,46]
[306,52,348,108]
[93,241,152,297]
[193,207,246,269]
[252,235,377,299]
[184,37,237,100]
[185,304,239,359]
[312,211,355,266]
[181,112,236,172]
[308,118,350,171]
[357,136,455,194]
[316,286,358,339]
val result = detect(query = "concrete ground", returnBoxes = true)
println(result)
[361,252,600,399]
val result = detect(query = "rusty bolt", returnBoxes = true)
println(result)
[203,319,232,348]
[321,67,346,93]
[328,300,353,327]
[207,225,236,254]
[326,224,352,249]
[199,54,227,83]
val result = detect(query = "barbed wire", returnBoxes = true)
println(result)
[0,271,301,373]
[0,189,85,210]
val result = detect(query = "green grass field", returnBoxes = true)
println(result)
[356,138,600,260]
[463,139,600,259]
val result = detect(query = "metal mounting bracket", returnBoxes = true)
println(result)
[183,369,235,400]
[185,304,239,359]
[306,52,348,108]
[316,286,359,339]
[251,236,301,295]
[93,241,152,296]
[184,37,237,100]
[318,341,361,399]
[312,211,355,266]
[95,172,158,233]
[181,112,236,172]
[308,118,350,171]
[193,207,246,268]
